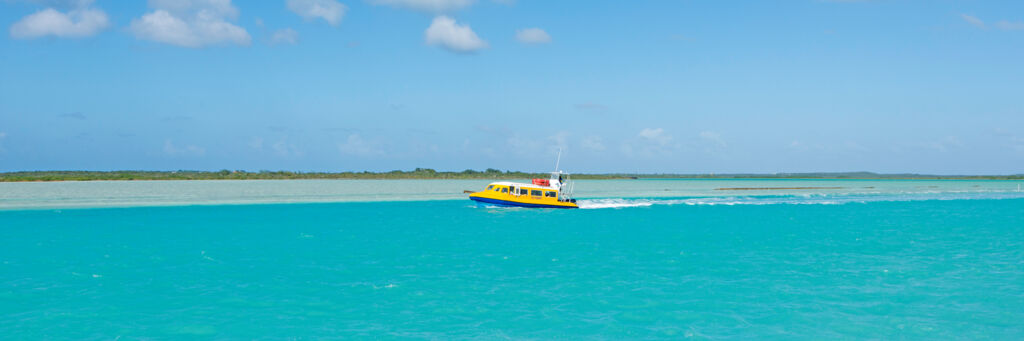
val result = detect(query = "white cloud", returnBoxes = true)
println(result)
[9,6,109,39]
[844,141,869,152]
[623,128,684,158]
[424,16,487,53]
[789,140,805,150]
[638,128,672,146]
[270,28,299,44]
[249,137,264,151]
[371,0,474,12]
[338,134,383,156]
[163,140,206,156]
[995,20,1024,31]
[515,28,550,44]
[913,136,963,153]
[549,131,569,153]
[0,132,5,153]
[580,136,605,152]
[698,131,726,148]
[959,14,1024,31]
[286,0,347,26]
[130,0,251,48]
[961,14,985,28]
[272,139,303,157]
[149,0,239,17]
[506,134,543,155]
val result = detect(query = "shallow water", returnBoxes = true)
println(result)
[2,180,1023,339]
[1,178,1021,210]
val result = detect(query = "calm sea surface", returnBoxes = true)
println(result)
[2,179,1023,339]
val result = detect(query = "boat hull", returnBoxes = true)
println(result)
[470,195,578,209]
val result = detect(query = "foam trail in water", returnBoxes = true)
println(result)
[576,191,1024,209]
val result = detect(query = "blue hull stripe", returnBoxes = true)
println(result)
[470,196,577,209]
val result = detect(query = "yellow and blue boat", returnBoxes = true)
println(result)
[469,171,578,209]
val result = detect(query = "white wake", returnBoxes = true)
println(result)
[575,191,1024,209]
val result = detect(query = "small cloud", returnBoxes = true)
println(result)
[505,134,541,155]
[271,139,303,157]
[549,131,570,153]
[130,0,251,48]
[575,102,606,110]
[286,0,347,26]
[698,131,726,149]
[163,140,206,157]
[250,137,302,158]
[995,20,1024,31]
[961,14,985,29]
[515,28,550,44]
[9,5,109,39]
[370,0,475,13]
[622,128,679,158]
[249,137,264,151]
[844,141,869,152]
[580,136,605,152]
[424,16,487,53]
[338,134,383,156]
[58,112,86,120]
[270,28,299,45]
[914,136,963,152]
[0,131,6,152]
[639,128,672,146]
[788,140,825,151]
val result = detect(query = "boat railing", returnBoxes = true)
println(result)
[558,173,575,202]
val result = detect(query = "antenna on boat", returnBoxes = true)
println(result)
[554,147,562,173]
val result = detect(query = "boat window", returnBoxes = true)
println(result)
[545,191,556,198]
[510,187,516,194]
[487,185,494,190]
[501,188,508,193]
[530,190,542,196]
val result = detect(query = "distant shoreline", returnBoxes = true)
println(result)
[1,170,1022,182]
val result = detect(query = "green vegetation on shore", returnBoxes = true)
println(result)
[1,169,1022,182]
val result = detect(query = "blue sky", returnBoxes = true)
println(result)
[1,0,1023,174]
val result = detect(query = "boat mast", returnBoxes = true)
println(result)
[554,147,562,173]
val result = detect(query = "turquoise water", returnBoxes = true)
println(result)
[2,180,1024,339]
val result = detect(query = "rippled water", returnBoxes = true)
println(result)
[2,180,1023,339]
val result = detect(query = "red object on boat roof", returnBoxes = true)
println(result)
[532,178,550,186]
